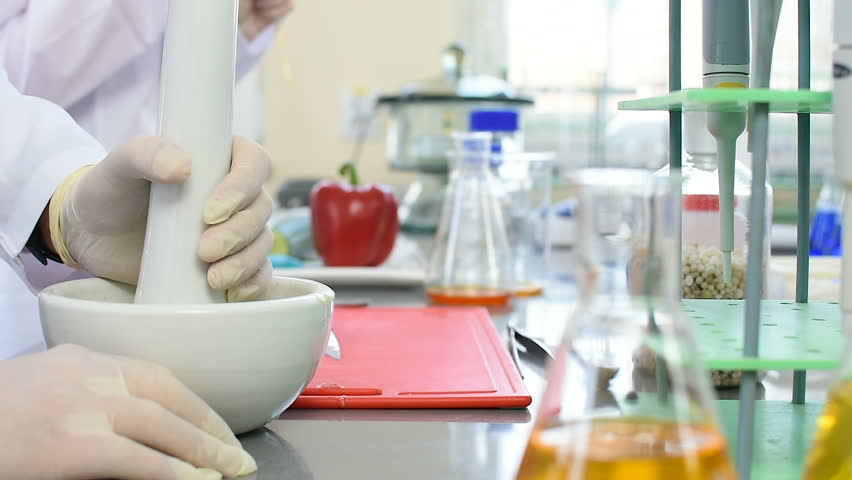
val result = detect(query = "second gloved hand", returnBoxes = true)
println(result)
[49,135,274,302]
[239,0,293,40]
[0,345,256,479]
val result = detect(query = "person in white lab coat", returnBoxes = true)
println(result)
[0,0,291,358]
[0,66,272,477]
[0,0,291,149]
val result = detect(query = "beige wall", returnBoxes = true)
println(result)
[259,0,461,194]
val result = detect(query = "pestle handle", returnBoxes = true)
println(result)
[135,0,239,304]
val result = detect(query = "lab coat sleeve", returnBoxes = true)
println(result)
[0,0,170,108]
[235,25,279,81]
[0,69,105,291]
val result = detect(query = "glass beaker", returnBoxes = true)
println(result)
[497,152,554,297]
[426,132,514,307]
[515,169,737,480]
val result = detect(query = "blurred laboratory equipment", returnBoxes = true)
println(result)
[515,169,736,480]
[810,167,844,256]
[803,3,852,476]
[703,0,751,284]
[747,0,783,153]
[378,43,533,233]
[803,351,852,480]
[656,111,770,389]
[468,108,551,296]
[469,109,524,163]
[657,111,772,303]
[426,133,513,307]
[497,152,553,297]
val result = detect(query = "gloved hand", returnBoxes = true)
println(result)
[48,135,274,302]
[239,0,294,40]
[0,344,256,480]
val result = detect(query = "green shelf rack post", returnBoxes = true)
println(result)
[619,1,842,478]
[739,98,769,480]
[669,0,683,297]
[793,0,812,407]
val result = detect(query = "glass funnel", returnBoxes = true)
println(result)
[515,169,737,480]
[426,132,514,307]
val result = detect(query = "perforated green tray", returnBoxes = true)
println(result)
[685,300,846,370]
[618,88,831,113]
[717,400,820,480]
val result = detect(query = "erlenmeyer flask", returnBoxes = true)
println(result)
[426,132,514,307]
[516,169,737,480]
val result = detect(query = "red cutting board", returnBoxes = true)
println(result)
[290,307,531,409]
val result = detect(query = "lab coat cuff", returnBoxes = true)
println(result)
[0,145,103,260]
[240,24,277,57]
[236,25,277,78]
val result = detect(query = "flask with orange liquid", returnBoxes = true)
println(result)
[515,169,738,480]
[426,132,514,308]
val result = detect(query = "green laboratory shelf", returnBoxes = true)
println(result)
[618,88,831,113]
[717,400,821,480]
[686,300,846,370]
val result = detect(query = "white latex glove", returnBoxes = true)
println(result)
[48,135,274,302]
[239,0,294,40]
[0,345,256,480]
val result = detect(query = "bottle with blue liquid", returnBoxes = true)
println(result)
[810,172,844,256]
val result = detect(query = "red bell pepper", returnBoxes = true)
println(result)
[310,163,400,267]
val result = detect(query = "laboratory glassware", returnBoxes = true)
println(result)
[426,133,514,307]
[497,152,553,297]
[515,169,737,480]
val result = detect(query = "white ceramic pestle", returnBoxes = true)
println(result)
[135,0,239,304]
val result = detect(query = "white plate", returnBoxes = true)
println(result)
[273,267,424,287]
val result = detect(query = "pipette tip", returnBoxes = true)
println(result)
[722,252,733,284]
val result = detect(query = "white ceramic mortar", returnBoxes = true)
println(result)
[39,276,334,434]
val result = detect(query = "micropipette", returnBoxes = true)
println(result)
[703,0,750,283]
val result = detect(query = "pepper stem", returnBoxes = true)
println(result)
[339,163,360,186]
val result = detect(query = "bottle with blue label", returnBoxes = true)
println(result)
[469,109,552,297]
[809,166,844,257]
[469,109,523,168]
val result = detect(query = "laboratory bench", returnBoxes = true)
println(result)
[239,250,836,480]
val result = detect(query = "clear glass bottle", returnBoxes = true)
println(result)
[656,111,772,303]
[655,111,772,389]
[426,132,514,307]
[515,169,737,480]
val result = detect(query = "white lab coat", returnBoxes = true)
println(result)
[0,68,105,359]
[0,0,278,359]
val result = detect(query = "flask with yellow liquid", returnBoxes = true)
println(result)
[515,169,738,480]
[802,358,852,480]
